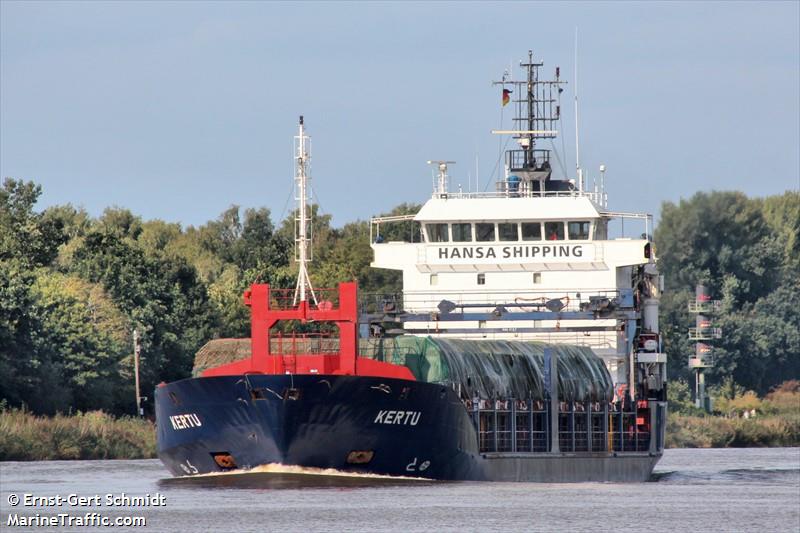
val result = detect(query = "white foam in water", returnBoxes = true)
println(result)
[188,463,429,481]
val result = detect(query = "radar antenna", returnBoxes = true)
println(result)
[293,115,318,306]
[427,160,456,197]
[492,50,567,195]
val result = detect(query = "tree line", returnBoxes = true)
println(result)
[656,190,799,396]
[1,178,797,415]
[0,178,414,414]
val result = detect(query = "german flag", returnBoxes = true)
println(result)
[502,88,512,107]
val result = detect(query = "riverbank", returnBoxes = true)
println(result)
[665,380,800,448]
[666,413,800,448]
[0,408,155,460]
[2,407,798,461]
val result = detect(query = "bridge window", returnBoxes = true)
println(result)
[521,222,542,241]
[426,223,449,242]
[477,273,486,285]
[498,223,518,241]
[451,223,472,242]
[475,223,495,242]
[568,221,590,240]
[545,222,564,241]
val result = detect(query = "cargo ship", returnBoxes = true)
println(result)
[156,51,667,482]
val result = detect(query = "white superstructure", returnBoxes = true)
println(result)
[368,51,664,395]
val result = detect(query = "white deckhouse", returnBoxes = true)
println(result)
[369,51,664,397]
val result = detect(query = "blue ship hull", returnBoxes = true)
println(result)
[156,374,661,482]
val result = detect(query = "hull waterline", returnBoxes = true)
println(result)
[156,374,661,482]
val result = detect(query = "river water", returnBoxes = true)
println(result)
[1,448,798,532]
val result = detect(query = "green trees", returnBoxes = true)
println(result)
[30,272,128,412]
[0,260,44,410]
[656,190,800,394]
[2,176,795,416]
[1,180,63,266]
[0,182,307,415]
[0,179,81,413]
[69,229,214,390]
[1,179,219,414]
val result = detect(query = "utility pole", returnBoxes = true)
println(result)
[133,328,142,416]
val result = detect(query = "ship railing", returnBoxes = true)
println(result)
[511,399,548,452]
[368,200,653,242]
[394,287,630,314]
[559,401,592,452]
[269,332,341,355]
[609,407,650,452]
[427,188,606,203]
[591,407,607,452]
[260,337,428,358]
[600,211,654,241]
[476,399,549,454]
[496,405,513,452]
[514,413,532,452]
[359,292,405,316]
[369,214,422,245]
[473,398,650,454]
[268,288,341,311]
[504,148,551,171]
[540,333,616,351]
[357,341,420,365]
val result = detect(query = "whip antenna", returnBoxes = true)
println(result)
[574,27,583,192]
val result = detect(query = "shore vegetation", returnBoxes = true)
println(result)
[1,180,798,453]
[666,380,800,448]
[0,403,155,460]
[1,381,796,461]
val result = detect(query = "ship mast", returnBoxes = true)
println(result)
[293,115,318,306]
[492,50,566,194]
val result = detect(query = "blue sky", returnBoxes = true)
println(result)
[2,1,798,228]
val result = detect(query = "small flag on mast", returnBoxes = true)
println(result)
[502,88,512,107]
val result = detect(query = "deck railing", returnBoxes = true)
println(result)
[362,288,630,315]
[474,398,650,454]
[368,199,654,243]
[268,288,341,311]
[269,332,341,355]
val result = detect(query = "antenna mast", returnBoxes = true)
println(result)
[491,50,566,195]
[574,28,582,191]
[293,115,318,306]
[428,160,456,197]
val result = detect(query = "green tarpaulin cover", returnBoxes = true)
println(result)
[193,336,613,402]
[361,336,613,402]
